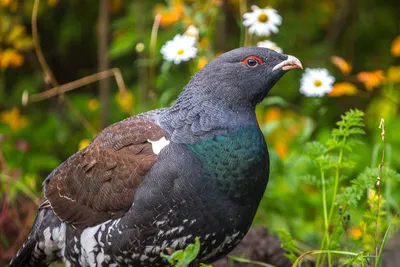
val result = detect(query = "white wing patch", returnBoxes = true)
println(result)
[38,223,66,260]
[80,220,111,267]
[148,137,170,155]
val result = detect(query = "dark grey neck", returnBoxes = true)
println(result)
[156,89,259,144]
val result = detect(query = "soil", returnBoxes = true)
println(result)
[213,226,309,267]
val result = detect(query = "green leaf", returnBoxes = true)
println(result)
[276,229,300,263]
[109,31,137,59]
[162,237,201,267]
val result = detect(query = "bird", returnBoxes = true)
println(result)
[9,47,302,267]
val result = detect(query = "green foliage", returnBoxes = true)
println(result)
[161,237,212,267]
[1,0,400,266]
[277,229,300,263]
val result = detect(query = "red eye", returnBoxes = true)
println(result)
[241,56,262,67]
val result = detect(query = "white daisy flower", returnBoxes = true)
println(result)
[243,6,282,37]
[161,34,197,64]
[184,25,199,39]
[300,68,335,97]
[257,40,283,53]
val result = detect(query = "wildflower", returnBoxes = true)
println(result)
[263,106,281,123]
[328,82,358,97]
[0,107,27,131]
[154,3,184,27]
[161,34,197,64]
[88,98,99,111]
[357,70,385,91]
[391,35,400,57]
[79,139,91,150]
[257,40,282,53]
[197,56,208,70]
[274,141,288,159]
[185,25,199,40]
[330,56,352,74]
[388,66,400,83]
[299,68,335,97]
[349,226,362,240]
[116,91,134,113]
[243,6,282,37]
[0,49,24,70]
[1,0,12,7]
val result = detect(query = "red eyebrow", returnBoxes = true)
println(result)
[241,56,263,64]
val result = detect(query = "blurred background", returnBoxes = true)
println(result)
[0,0,399,265]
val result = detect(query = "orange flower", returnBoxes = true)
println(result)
[154,3,184,27]
[357,70,385,91]
[0,49,24,69]
[0,0,11,6]
[274,141,288,159]
[328,82,359,97]
[391,35,400,57]
[349,226,362,240]
[263,107,281,124]
[331,56,352,74]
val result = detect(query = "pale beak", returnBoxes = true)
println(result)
[272,55,303,71]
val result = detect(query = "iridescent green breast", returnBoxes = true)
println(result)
[186,126,269,200]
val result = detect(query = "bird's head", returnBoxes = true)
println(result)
[183,47,302,108]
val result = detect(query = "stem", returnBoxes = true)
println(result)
[321,168,332,267]
[375,119,386,266]
[98,0,110,128]
[239,0,247,47]
[149,14,161,102]
[293,250,360,267]
[328,144,345,223]
[319,140,345,266]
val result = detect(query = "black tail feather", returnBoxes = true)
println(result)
[9,209,60,267]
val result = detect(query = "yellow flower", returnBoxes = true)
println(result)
[116,91,134,113]
[368,189,378,202]
[349,226,362,240]
[88,98,99,111]
[6,24,26,44]
[331,56,352,74]
[328,82,359,97]
[388,66,400,83]
[367,188,386,209]
[197,56,208,70]
[391,35,400,57]
[357,70,385,91]
[0,107,28,131]
[0,49,24,70]
[79,139,91,150]
[274,141,288,159]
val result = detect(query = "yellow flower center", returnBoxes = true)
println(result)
[177,49,185,55]
[314,80,323,87]
[258,13,269,23]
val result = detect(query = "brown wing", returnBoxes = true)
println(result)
[43,116,167,229]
